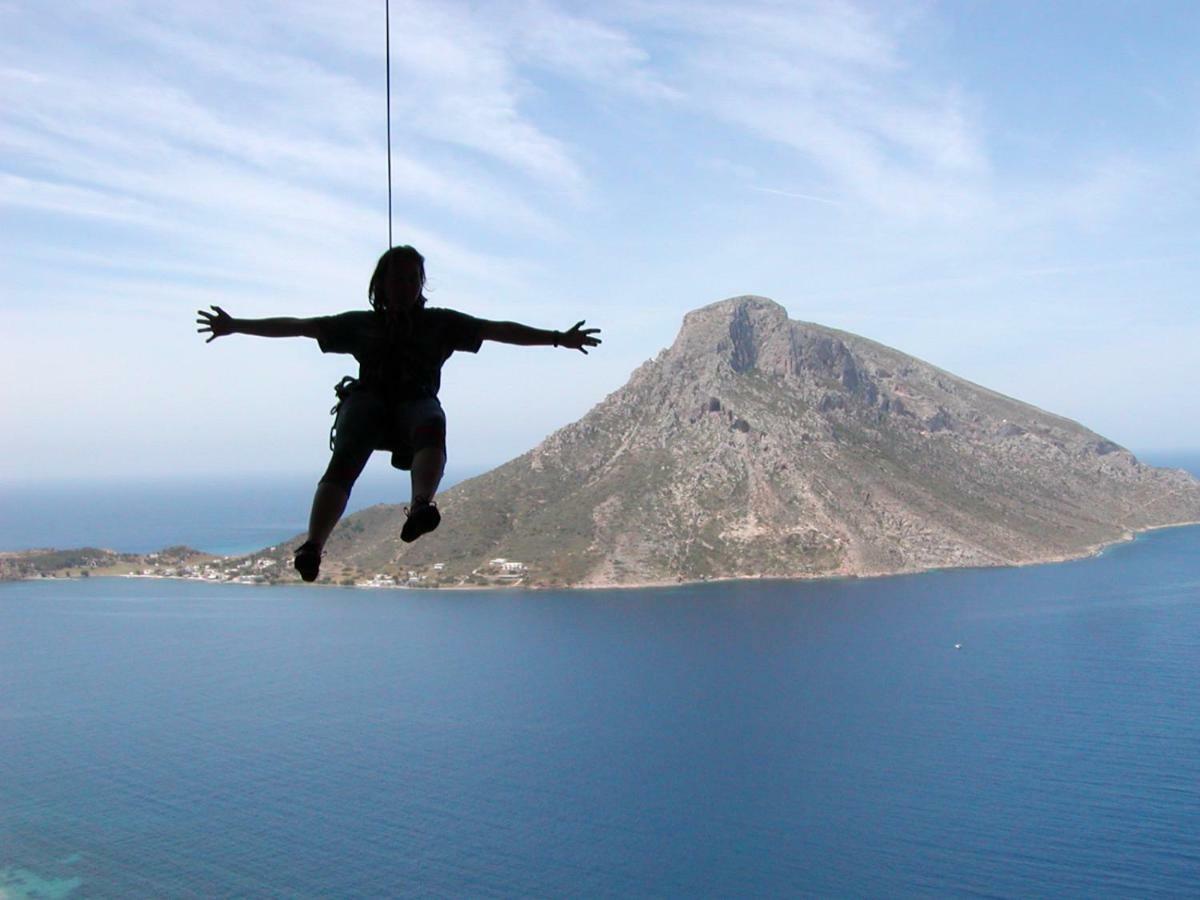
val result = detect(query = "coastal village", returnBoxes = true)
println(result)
[0,545,529,589]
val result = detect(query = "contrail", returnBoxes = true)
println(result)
[751,186,843,206]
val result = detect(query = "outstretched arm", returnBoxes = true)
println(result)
[196,306,322,343]
[479,319,602,354]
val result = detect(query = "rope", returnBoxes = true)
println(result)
[385,0,393,247]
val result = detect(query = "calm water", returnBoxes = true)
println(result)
[3,527,1199,897]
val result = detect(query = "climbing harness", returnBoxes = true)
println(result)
[328,376,362,449]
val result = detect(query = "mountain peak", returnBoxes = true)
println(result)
[671,295,793,376]
[682,294,788,324]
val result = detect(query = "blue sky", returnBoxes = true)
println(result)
[3,0,1198,481]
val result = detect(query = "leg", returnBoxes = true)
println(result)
[410,445,446,504]
[309,445,373,548]
[306,480,352,549]
[295,392,382,581]
[399,399,448,543]
[294,449,371,582]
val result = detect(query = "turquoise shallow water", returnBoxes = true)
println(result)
[2,525,1199,897]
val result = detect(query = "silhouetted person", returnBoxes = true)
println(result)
[197,245,600,582]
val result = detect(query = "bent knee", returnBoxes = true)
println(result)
[408,402,447,450]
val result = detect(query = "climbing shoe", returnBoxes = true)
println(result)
[293,541,322,582]
[401,500,441,543]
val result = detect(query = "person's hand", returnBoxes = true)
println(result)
[558,320,602,354]
[196,305,234,343]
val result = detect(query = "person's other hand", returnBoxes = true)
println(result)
[559,320,602,354]
[196,306,234,343]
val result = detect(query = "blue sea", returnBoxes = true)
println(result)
[3,536,1200,895]
[2,454,1199,896]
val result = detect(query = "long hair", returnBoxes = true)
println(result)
[368,245,426,340]
[369,245,426,310]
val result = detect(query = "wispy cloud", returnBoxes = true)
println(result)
[502,0,680,100]
[622,1,991,220]
[0,0,602,336]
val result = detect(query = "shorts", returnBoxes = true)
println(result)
[331,390,447,471]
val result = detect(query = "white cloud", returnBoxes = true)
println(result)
[0,172,159,223]
[0,0,576,335]
[501,0,679,100]
[628,1,990,220]
[0,1,578,233]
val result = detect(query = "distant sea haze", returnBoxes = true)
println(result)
[0,466,484,555]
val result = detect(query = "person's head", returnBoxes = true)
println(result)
[369,245,426,315]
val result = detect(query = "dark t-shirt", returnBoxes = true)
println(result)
[314,307,485,400]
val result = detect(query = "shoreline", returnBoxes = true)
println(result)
[7,519,1199,594]
[552,518,1200,591]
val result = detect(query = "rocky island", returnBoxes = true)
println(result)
[8,296,1199,589]
[266,295,1200,587]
